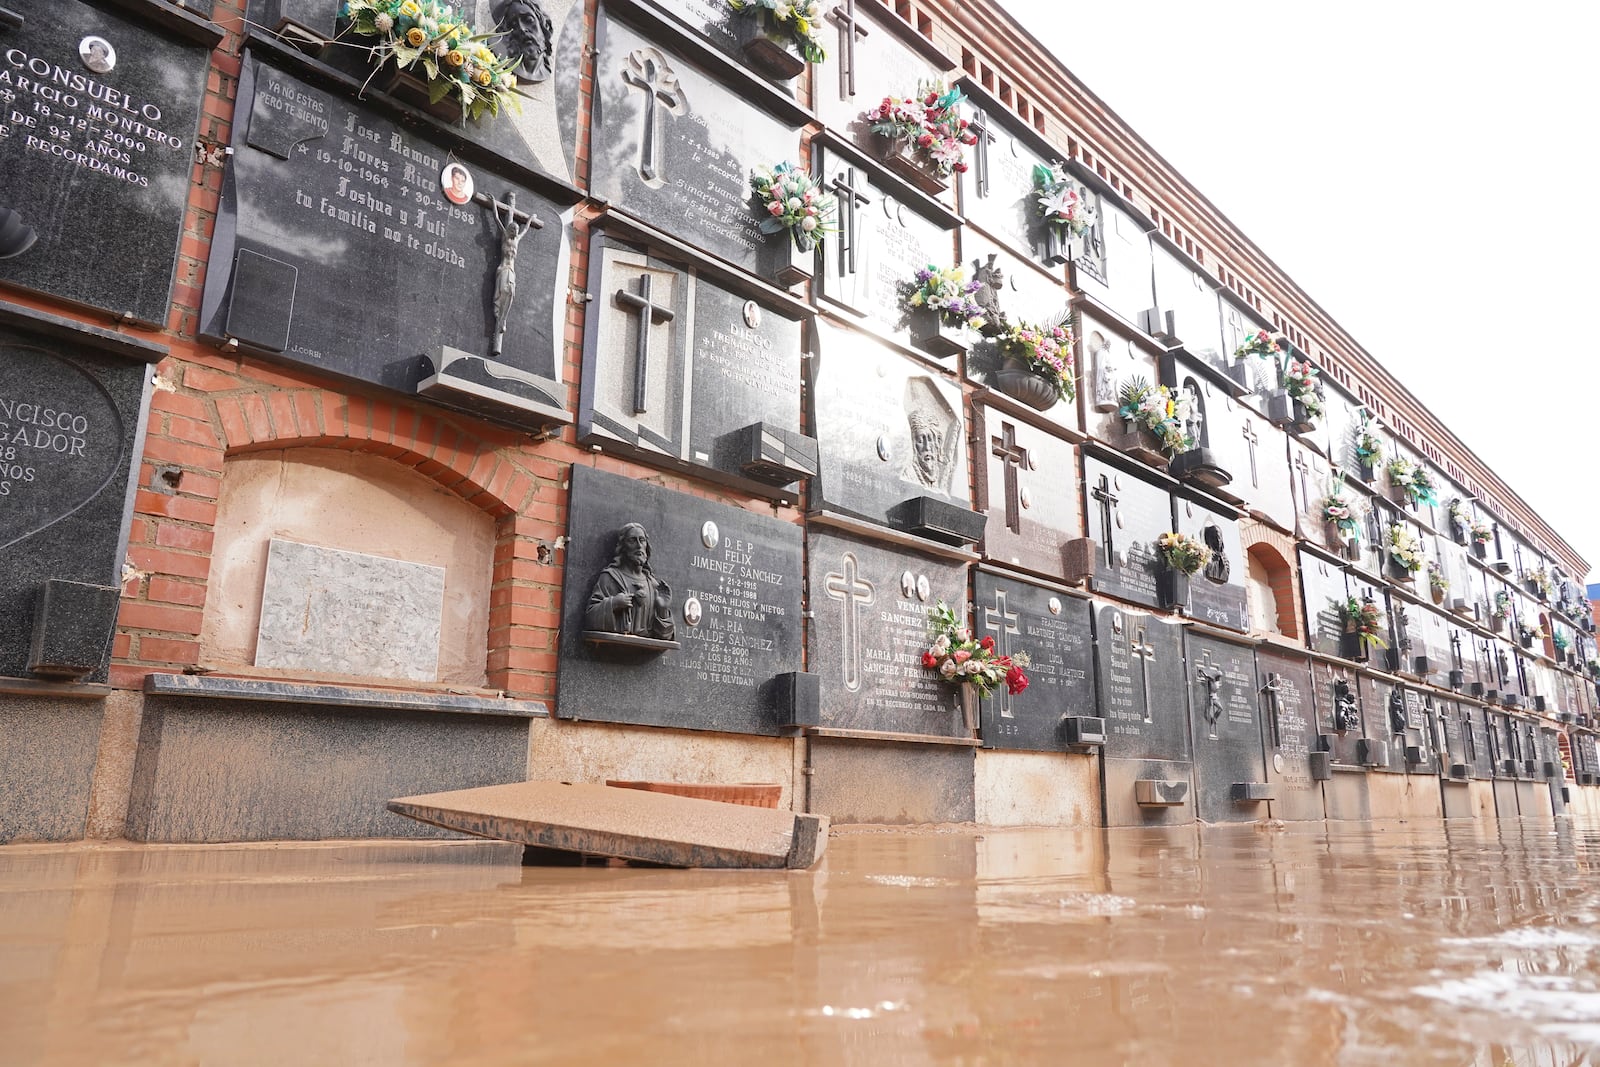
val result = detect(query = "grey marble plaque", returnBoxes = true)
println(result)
[971,572,1094,752]
[973,405,1079,580]
[1083,455,1172,610]
[256,539,445,682]
[1185,630,1266,824]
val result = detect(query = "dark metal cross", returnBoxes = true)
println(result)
[829,0,871,97]
[992,421,1029,535]
[1462,706,1476,763]
[824,552,876,694]
[1195,649,1224,738]
[969,109,995,198]
[1091,473,1120,565]
[621,50,684,184]
[982,589,1021,720]
[1241,420,1260,488]
[615,274,675,415]
[1292,451,1313,514]
[1450,630,1464,672]
[829,167,872,276]
[1130,628,1155,724]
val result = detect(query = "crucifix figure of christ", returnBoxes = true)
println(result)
[1195,649,1224,739]
[1260,672,1282,748]
[1130,627,1155,725]
[1241,420,1260,489]
[829,0,870,98]
[1091,473,1119,567]
[829,167,872,277]
[991,421,1029,536]
[982,588,1021,719]
[615,273,676,416]
[621,49,685,185]
[824,553,875,693]
[474,189,544,358]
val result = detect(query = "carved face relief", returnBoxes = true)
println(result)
[492,0,555,82]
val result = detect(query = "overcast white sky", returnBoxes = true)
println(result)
[1003,0,1600,582]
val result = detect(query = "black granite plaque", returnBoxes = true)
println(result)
[813,0,949,171]
[956,98,1056,264]
[1095,604,1187,762]
[1356,673,1404,774]
[1083,456,1172,611]
[969,572,1094,752]
[586,14,801,274]
[1151,244,1222,368]
[806,529,969,737]
[0,328,148,681]
[1464,705,1494,779]
[973,405,1078,580]
[0,0,207,324]
[1185,630,1267,823]
[200,56,570,429]
[555,464,802,733]
[809,319,980,541]
[578,236,813,497]
[1577,732,1599,781]
[1312,661,1365,768]
[1257,647,1320,820]
[816,143,957,340]
[1175,495,1247,632]
[254,0,579,185]
[1435,698,1466,776]
[1398,687,1439,775]
[1219,300,1275,399]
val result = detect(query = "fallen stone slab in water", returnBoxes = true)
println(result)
[388,780,828,869]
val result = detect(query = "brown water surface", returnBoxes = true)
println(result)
[3,820,1600,1065]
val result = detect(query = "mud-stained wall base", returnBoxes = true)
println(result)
[808,740,976,823]
[526,719,800,809]
[973,750,1099,826]
[1322,770,1371,821]
[0,694,105,843]
[125,695,533,842]
[1367,772,1443,820]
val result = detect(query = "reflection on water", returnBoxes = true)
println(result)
[3,822,1600,1065]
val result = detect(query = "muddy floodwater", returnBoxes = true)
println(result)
[4,820,1600,1066]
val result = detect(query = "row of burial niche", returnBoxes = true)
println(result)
[1072,457,1248,632]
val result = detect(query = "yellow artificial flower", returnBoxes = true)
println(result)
[398,0,421,16]
[475,69,492,85]
[405,26,427,46]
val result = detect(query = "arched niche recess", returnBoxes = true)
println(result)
[200,448,495,687]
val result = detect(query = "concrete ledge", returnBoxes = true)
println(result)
[145,674,549,718]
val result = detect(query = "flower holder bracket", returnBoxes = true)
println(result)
[875,134,950,197]
[1110,422,1169,470]
[1156,569,1190,613]
[732,13,807,81]
[383,69,465,124]
[888,495,987,547]
[1221,360,1254,398]
[1168,447,1232,493]
[722,421,820,487]
[759,234,815,290]
[906,307,969,360]
[1040,226,1077,268]
[1265,391,1316,435]
[1061,716,1107,753]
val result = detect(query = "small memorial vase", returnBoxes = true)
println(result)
[732,9,807,81]
[906,306,968,360]
[1040,226,1076,268]
[994,356,1060,411]
[1339,628,1370,663]
[1222,358,1254,397]
[877,135,950,197]
[1387,558,1415,583]
[1519,632,1535,650]
[1357,460,1376,485]
[959,683,979,733]
[1472,540,1488,560]
[760,230,815,289]
[1490,613,1506,634]
[1156,567,1190,612]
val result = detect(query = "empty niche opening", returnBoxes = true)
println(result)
[200,448,495,687]
[1246,543,1297,639]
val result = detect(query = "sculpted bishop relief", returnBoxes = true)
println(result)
[584,523,675,640]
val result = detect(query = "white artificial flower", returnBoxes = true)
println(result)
[375,12,395,32]
[939,659,958,678]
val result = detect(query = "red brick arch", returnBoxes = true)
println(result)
[117,353,566,698]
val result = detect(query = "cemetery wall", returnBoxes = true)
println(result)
[1,0,1598,842]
